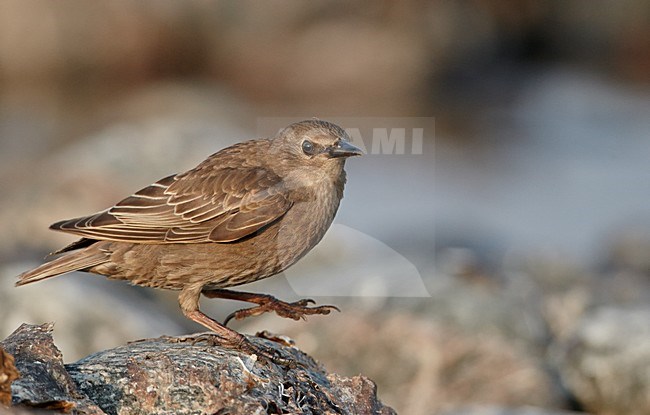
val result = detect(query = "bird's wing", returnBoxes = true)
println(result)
[50,166,292,243]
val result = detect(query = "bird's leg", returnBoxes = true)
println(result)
[201,288,340,326]
[178,287,291,365]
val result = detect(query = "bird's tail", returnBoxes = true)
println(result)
[16,248,109,286]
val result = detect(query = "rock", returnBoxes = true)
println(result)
[555,307,650,415]
[1,323,395,415]
[0,323,104,414]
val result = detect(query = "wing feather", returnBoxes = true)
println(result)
[50,149,292,244]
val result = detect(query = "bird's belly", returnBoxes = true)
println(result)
[94,208,333,291]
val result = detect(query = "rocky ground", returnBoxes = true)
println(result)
[1,323,395,415]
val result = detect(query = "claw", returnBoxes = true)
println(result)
[223,310,239,327]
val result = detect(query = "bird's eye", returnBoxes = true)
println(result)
[301,140,316,155]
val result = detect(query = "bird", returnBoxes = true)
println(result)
[16,119,362,360]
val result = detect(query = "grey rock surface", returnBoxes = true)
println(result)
[1,323,104,414]
[1,323,395,415]
[556,307,650,415]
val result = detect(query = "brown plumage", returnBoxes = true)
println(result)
[17,119,362,360]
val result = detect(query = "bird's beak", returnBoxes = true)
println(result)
[327,140,364,158]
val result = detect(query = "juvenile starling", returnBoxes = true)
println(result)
[17,119,362,359]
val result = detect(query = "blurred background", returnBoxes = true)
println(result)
[1,1,650,414]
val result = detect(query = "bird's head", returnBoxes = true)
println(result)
[271,119,363,174]
[266,119,362,191]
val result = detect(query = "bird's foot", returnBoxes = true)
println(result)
[223,296,339,326]
[165,331,295,367]
[201,289,340,325]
